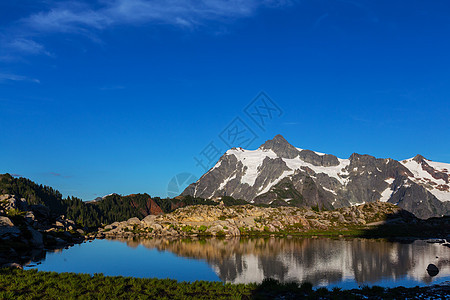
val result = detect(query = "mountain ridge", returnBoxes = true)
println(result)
[183,135,450,219]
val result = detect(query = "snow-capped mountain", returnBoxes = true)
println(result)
[183,135,450,219]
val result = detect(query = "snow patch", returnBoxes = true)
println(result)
[380,188,393,202]
[429,189,450,202]
[219,174,237,190]
[379,178,395,202]
[226,148,278,186]
[323,187,337,195]
[257,170,292,195]
[401,158,450,202]
[426,160,450,173]
[283,157,351,185]
[401,158,447,185]
[385,178,395,185]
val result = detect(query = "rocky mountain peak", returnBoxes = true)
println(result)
[183,135,450,219]
[259,134,300,159]
[260,134,289,149]
[413,154,427,163]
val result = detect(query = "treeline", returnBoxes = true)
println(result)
[0,174,247,228]
[64,194,224,228]
[0,174,67,214]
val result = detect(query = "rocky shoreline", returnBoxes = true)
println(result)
[93,201,450,241]
[2,194,449,269]
[0,194,87,268]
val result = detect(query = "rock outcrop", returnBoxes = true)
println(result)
[94,202,448,239]
[0,194,85,267]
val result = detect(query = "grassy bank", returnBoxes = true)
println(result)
[1,269,448,299]
[0,269,253,299]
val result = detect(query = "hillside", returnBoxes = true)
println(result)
[0,174,226,228]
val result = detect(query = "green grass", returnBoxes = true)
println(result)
[0,269,254,300]
[0,270,441,300]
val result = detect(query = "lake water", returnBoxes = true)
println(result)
[25,237,450,289]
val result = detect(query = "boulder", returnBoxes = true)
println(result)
[142,215,157,225]
[104,224,113,230]
[152,224,163,231]
[0,216,21,237]
[126,217,141,225]
[0,216,14,227]
[25,211,36,222]
[1,262,23,269]
[427,264,439,276]
[26,226,44,248]
[29,204,50,220]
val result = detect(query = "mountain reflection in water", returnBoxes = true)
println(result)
[114,237,449,286]
[27,237,449,288]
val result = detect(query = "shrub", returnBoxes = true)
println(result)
[6,209,26,218]
[215,230,226,237]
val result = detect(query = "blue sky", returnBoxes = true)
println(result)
[1,0,449,200]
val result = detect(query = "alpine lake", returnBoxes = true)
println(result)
[24,237,450,289]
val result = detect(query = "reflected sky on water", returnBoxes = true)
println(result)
[25,237,450,289]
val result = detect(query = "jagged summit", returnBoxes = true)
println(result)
[413,154,427,163]
[183,135,450,219]
[259,134,289,148]
[259,134,300,159]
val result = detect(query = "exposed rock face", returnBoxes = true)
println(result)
[130,196,164,216]
[298,150,340,167]
[259,134,301,159]
[149,198,164,215]
[95,202,448,240]
[0,194,28,212]
[183,135,450,219]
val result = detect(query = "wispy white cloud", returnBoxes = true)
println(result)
[0,73,40,83]
[24,2,110,33]
[7,38,52,56]
[0,0,293,61]
[21,0,291,33]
